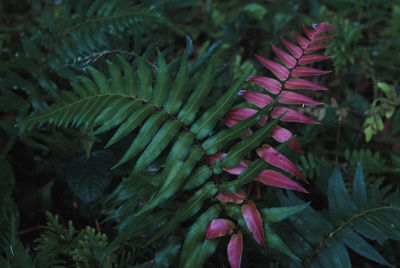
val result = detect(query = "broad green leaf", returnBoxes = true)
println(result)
[218,136,291,193]
[136,146,204,216]
[137,56,152,101]
[327,168,357,223]
[106,60,123,94]
[154,236,181,268]
[94,100,141,135]
[219,159,268,193]
[162,132,195,174]
[315,247,338,268]
[93,97,131,128]
[279,192,333,246]
[135,160,185,216]
[337,227,391,266]
[87,66,111,93]
[190,69,251,140]
[70,82,90,98]
[81,95,118,130]
[105,104,155,148]
[184,239,218,268]
[133,119,181,172]
[112,112,167,169]
[189,41,220,75]
[264,225,299,260]
[261,203,308,224]
[177,57,215,125]
[182,165,213,191]
[64,150,114,203]
[377,82,391,98]
[5,241,35,268]
[106,211,171,254]
[218,113,283,169]
[202,97,280,155]
[153,49,170,107]
[180,204,221,267]
[164,52,189,114]
[146,182,217,245]
[324,239,351,268]
[119,56,137,96]
[353,160,368,209]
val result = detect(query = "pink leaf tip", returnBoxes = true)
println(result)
[256,145,306,182]
[241,201,265,247]
[205,219,236,239]
[271,44,297,69]
[228,232,243,268]
[246,76,282,94]
[255,55,289,81]
[216,189,247,204]
[256,169,309,193]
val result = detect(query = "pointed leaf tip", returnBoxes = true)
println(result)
[271,44,297,68]
[205,219,236,239]
[294,32,310,49]
[270,125,303,153]
[228,232,243,268]
[240,91,273,108]
[313,23,335,33]
[271,107,319,124]
[281,38,303,59]
[291,66,331,77]
[242,201,265,247]
[312,34,336,44]
[303,25,315,39]
[255,55,289,81]
[304,43,333,54]
[208,153,227,163]
[298,54,331,65]
[216,189,247,204]
[280,91,322,105]
[256,145,305,181]
[256,169,309,193]
[246,76,282,94]
[285,78,328,91]
[223,160,251,175]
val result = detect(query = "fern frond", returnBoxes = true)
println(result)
[278,162,400,267]
[21,41,260,216]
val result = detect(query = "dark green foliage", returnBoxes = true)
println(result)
[2,0,400,267]
[278,163,400,267]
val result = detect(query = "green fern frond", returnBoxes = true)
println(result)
[21,42,271,219]
[278,161,400,267]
